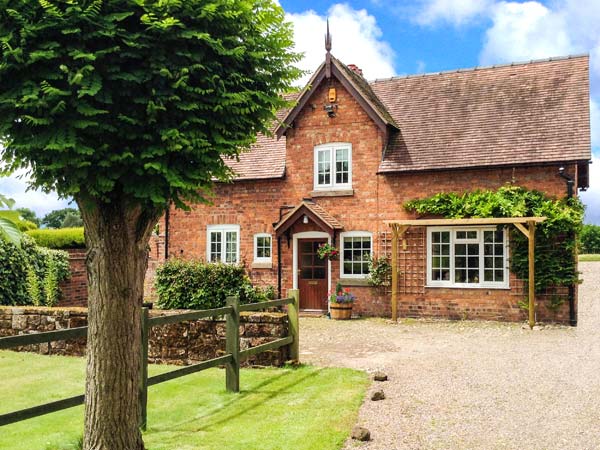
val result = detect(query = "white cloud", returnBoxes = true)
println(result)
[286,4,395,84]
[480,2,572,64]
[415,0,495,26]
[0,169,72,217]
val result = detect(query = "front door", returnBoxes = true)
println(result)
[298,239,328,310]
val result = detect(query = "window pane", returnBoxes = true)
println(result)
[335,148,349,184]
[317,150,331,186]
[210,232,222,262]
[256,236,271,259]
[225,231,237,263]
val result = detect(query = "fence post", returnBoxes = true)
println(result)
[225,296,240,393]
[287,289,300,363]
[139,306,149,430]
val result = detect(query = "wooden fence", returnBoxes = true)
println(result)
[0,289,300,430]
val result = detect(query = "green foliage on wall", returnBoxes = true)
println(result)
[155,259,272,310]
[404,185,583,292]
[581,224,600,253]
[26,227,85,249]
[0,235,70,306]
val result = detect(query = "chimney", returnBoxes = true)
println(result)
[347,64,363,77]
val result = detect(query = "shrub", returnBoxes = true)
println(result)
[581,224,600,253]
[155,259,272,310]
[26,227,85,249]
[0,235,70,306]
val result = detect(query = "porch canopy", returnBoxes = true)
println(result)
[384,216,546,329]
[274,200,343,239]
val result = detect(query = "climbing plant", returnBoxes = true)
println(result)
[404,185,583,292]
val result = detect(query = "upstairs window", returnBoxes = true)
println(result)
[427,227,508,288]
[207,225,240,264]
[314,143,352,190]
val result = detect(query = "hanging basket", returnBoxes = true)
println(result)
[330,302,353,320]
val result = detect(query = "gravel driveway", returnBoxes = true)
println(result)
[300,262,600,450]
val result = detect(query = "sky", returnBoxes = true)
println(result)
[0,0,598,222]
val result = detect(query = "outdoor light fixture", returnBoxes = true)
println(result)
[324,103,337,118]
[303,215,309,224]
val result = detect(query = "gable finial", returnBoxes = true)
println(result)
[325,19,332,53]
[325,19,332,78]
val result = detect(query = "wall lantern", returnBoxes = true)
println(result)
[303,215,309,224]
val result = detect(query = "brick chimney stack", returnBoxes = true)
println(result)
[347,64,363,77]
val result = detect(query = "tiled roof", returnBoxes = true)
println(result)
[274,200,343,236]
[226,55,591,180]
[223,132,286,180]
[372,55,591,172]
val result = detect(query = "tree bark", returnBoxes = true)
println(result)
[79,198,161,450]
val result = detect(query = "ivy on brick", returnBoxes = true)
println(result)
[404,185,584,292]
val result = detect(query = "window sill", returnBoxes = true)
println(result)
[310,189,354,198]
[425,284,510,290]
[251,261,273,269]
[339,278,371,287]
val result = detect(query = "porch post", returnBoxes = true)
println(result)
[528,220,536,329]
[391,224,399,322]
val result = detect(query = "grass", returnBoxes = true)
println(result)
[0,351,368,450]
[579,254,600,262]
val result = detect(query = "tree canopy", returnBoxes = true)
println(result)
[41,207,81,228]
[0,0,301,211]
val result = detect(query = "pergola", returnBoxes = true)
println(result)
[384,217,547,329]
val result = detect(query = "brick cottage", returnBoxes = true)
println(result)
[149,38,591,324]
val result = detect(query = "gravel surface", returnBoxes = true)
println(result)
[300,262,600,450]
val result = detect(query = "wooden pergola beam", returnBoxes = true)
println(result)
[387,217,544,328]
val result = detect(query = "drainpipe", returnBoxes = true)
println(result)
[558,166,577,326]
[164,206,170,261]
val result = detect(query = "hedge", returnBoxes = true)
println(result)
[155,259,275,310]
[26,227,85,249]
[0,235,70,306]
[581,224,600,253]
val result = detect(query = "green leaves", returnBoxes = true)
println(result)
[0,217,21,246]
[405,185,584,292]
[0,0,300,212]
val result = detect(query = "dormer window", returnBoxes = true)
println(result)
[314,143,352,190]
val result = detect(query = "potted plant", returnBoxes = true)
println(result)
[317,243,339,261]
[329,282,355,320]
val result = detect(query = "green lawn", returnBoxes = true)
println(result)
[0,351,368,450]
[579,254,600,262]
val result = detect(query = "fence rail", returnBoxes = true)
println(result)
[0,289,300,429]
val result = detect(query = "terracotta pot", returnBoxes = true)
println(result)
[330,302,353,320]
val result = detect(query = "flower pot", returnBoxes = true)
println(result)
[330,302,353,320]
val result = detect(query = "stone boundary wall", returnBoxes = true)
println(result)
[0,306,289,367]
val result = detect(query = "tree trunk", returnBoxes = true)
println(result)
[79,199,160,450]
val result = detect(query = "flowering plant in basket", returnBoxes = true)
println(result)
[317,243,339,260]
[329,282,355,304]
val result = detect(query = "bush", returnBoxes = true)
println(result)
[155,259,273,310]
[581,224,600,253]
[0,235,71,306]
[26,227,85,249]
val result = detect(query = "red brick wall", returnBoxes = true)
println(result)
[58,249,88,307]
[158,77,576,323]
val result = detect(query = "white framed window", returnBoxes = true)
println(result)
[253,233,272,263]
[313,143,352,190]
[207,225,240,264]
[340,231,372,278]
[427,227,509,289]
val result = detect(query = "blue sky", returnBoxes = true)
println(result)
[1,0,599,222]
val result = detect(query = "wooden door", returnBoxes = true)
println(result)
[298,239,328,310]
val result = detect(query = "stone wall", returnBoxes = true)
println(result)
[0,306,289,367]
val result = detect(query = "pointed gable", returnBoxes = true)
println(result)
[275,56,398,139]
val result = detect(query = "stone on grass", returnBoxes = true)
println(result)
[373,371,388,382]
[351,426,371,441]
[371,389,385,401]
